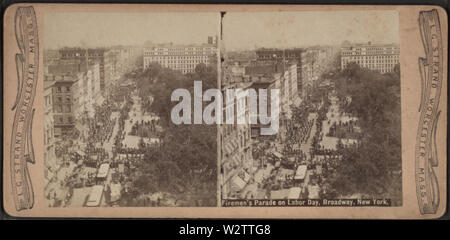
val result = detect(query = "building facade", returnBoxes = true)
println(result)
[255,48,303,96]
[58,48,107,92]
[143,37,218,74]
[44,49,61,72]
[341,43,400,73]
[219,60,300,201]
[44,74,76,139]
[104,46,140,92]
[301,46,339,99]
[220,82,254,200]
[72,63,102,120]
[245,62,300,134]
[44,74,77,186]
[46,61,88,76]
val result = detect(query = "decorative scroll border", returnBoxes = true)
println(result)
[415,9,442,215]
[10,6,39,211]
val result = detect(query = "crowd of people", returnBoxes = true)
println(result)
[327,119,359,138]
[46,80,162,207]
[248,87,364,200]
[129,119,160,138]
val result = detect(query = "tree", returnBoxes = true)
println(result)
[195,63,207,75]
[330,63,401,204]
[129,61,218,206]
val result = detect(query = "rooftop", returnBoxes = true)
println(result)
[44,74,76,89]
[341,42,399,48]
[143,42,216,49]
[245,61,295,75]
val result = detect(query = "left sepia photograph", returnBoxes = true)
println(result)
[43,12,219,207]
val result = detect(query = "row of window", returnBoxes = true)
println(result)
[45,94,72,107]
[144,51,214,58]
[343,54,399,59]
[54,115,74,125]
[342,59,399,65]
[144,63,204,70]
[150,47,213,51]
[54,86,71,93]
[342,50,399,56]
[342,63,397,68]
[144,59,209,71]
[53,104,72,113]
[143,54,211,59]
[342,62,397,73]
[61,53,103,58]
[44,128,53,145]
[144,59,208,64]
[145,51,213,56]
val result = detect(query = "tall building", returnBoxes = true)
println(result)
[340,42,400,73]
[104,46,140,91]
[245,62,300,136]
[301,46,339,99]
[255,48,303,96]
[46,61,88,76]
[58,48,107,92]
[44,74,79,190]
[143,37,218,74]
[208,36,218,45]
[44,74,76,185]
[43,49,61,72]
[72,63,102,120]
[44,74,76,139]
[220,82,254,200]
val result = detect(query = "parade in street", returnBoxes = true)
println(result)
[238,88,360,200]
[45,77,166,207]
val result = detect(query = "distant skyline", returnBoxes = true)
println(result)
[44,12,219,49]
[223,11,399,51]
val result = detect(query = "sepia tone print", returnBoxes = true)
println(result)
[43,12,219,207]
[415,9,444,215]
[10,6,39,211]
[2,4,447,218]
[219,11,402,207]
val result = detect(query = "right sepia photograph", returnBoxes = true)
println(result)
[219,10,402,207]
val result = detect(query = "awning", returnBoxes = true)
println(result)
[230,138,239,149]
[238,170,251,182]
[294,165,308,180]
[231,154,240,166]
[224,142,233,155]
[231,175,247,190]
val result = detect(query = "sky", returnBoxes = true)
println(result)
[44,10,399,50]
[44,12,219,49]
[222,11,399,51]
